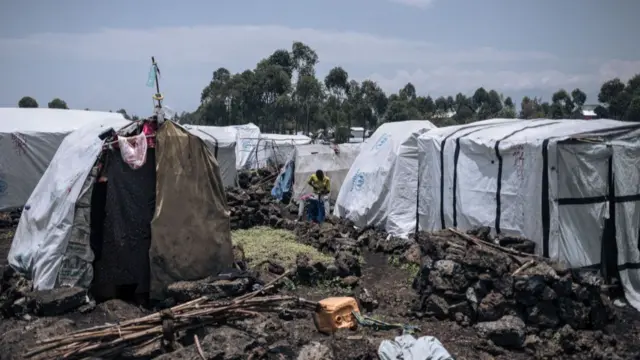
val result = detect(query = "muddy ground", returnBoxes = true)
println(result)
[2,179,640,360]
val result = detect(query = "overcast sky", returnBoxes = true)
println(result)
[1,0,639,117]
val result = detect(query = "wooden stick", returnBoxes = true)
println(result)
[447,228,542,260]
[194,335,206,360]
[512,259,536,276]
[26,272,298,359]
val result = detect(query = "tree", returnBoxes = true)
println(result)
[324,67,350,129]
[625,97,640,121]
[179,41,640,138]
[47,98,68,109]
[504,97,514,109]
[18,96,38,108]
[291,42,319,78]
[550,89,573,118]
[598,78,627,119]
[399,83,416,100]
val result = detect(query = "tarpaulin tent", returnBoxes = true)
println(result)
[0,108,126,211]
[333,120,436,236]
[242,133,312,170]
[261,133,312,168]
[416,118,640,311]
[272,143,361,203]
[233,123,262,169]
[8,118,232,300]
[183,125,238,187]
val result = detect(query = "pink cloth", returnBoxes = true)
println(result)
[118,132,148,169]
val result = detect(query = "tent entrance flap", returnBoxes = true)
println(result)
[92,149,156,299]
[149,121,233,299]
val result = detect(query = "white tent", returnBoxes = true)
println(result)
[233,124,262,169]
[243,133,312,170]
[417,118,640,311]
[333,120,436,236]
[9,118,233,298]
[0,108,126,211]
[8,115,131,289]
[290,143,361,202]
[183,125,238,187]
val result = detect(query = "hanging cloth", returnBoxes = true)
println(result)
[118,132,148,169]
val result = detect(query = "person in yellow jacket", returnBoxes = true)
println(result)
[306,170,330,223]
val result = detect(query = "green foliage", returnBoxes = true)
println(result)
[47,98,68,109]
[18,96,38,108]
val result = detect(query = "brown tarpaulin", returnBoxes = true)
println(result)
[149,121,232,298]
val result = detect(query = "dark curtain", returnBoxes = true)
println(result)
[93,149,156,295]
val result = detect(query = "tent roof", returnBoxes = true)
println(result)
[0,108,126,133]
[182,125,237,146]
[375,120,436,135]
[260,133,312,144]
[418,118,639,144]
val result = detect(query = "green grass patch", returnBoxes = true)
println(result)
[231,226,333,269]
[387,255,421,282]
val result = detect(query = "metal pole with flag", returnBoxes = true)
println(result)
[147,57,163,108]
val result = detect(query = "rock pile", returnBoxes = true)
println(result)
[226,169,299,230]
[226,186,296,230]
[0,209,21,228]
[467,226,537,254]
[237,168,278,191]
[0,266,93,318]
[411,229,615,349]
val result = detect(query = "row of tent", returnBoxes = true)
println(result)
[0,108,316,211]
[332,118,640,311]
[3,108,640,311]
[3,109,361,299]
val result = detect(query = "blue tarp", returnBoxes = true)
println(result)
[271,159,295,200]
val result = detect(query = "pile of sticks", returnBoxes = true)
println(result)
[26,272,316,359]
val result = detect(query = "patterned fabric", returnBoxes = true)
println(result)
[93,149,156,295]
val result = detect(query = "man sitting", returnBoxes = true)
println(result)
[306,170,330,223]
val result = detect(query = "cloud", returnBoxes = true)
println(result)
[388,0,437,8]
[0,25,554,68]
[1,24,639,107]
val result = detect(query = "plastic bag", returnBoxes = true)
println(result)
[378,335,453,360]
[118,132,148,169]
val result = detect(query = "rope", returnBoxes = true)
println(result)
[351,311,420,334]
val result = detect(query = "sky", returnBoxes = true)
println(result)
[1,0,639,117]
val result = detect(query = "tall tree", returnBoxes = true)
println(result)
[598,78,628,119]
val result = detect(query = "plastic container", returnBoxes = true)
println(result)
[313,297,361,334]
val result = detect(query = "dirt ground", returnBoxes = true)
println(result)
[2,220,640,360]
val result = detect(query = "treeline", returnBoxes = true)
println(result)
[17,41,640,133]
[17,96,140,121]
[179,41,640,132]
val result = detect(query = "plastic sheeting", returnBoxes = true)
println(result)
[241,133,312,170]
[233,123,262,169]
[0,108,126,211]
[285,143,361,203]
[260,133,312,169]
[149,122,233,298]
[416,118,640,311]
[378,335,453,360]
[182,125,238,187]
[333,120,436,237]
[8,116,131,289]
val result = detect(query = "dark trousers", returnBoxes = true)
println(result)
[306,198,326,223]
